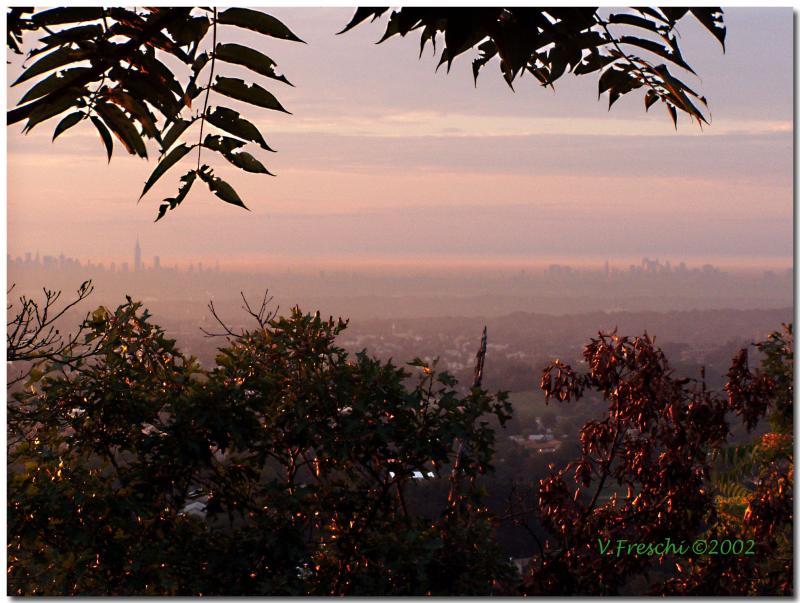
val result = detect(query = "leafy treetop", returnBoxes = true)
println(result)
[8,296,514,595]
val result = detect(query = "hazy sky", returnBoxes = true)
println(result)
[7,8,793,270]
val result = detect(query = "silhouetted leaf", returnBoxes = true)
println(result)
[35,24,103,51]
[51,111,83,140]
[619,35,694,73]
[111,68,181,117]
[213,77,290,113]
[547,48,568,83]
[652,64,707,124]
[689,8,726,50]
[107,89,160,140]
[205,107,273,151]
[376,10,403,43]
[205,136,272,174]
[31,7,103,27]
[94,102,147,158]
[160,117,192,156]
[660,7,690,23]
[215,43,292,86]
[598,66,627,96]
[573,51,614,76]
[644,89,659,111]
[218,8,304,43]
[202,134,246,155]
[141,143,193,200]
[191,52,210,75]
[18,67,91,104]
[228,151,271,174]
[633,7,670,25]
[13,47,89,86]
[90,115,113,161]
[166,14,210,47]
[156,169,196,221]
[7,7,32,55]
[607,12,664,32]
[339,8,388,34]
[122,50,185,102]
[198,166,247,208]
[342,7,721,128]
[106,8,189,60]
[472,40,497,84]
[667,103,678,128]
[23,87,85,132]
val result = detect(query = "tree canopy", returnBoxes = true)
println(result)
[7,7,725,219]
[7,288,792,595]
[524,328,792,594]
[8,296,514,595]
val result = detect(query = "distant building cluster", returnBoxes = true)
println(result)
[545,257,724,281]
[7,238,220,275]
[8,245,791,326]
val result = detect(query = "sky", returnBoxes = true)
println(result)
[6,7,794,271]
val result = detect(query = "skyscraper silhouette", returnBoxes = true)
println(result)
[134,238,142,272]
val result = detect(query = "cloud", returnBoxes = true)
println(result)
[262,111,792,139]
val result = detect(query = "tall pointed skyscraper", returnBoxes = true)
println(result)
[134,238,142,272]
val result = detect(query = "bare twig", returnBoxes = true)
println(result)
[201,289,278,338]
[7,280,96,386]
[448,326,487,506]
[240,290,277,329]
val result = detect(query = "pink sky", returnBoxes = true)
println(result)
[6,8,793,270]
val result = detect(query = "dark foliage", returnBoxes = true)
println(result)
[341,7,724,126]
[664,325,793,595]
[6,289,791,595]
[7,7,300,219]
[8,298,513,595]
[516,328,792,595]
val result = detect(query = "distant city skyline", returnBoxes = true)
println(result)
[8,242,791,321]
[7,244,792,277]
